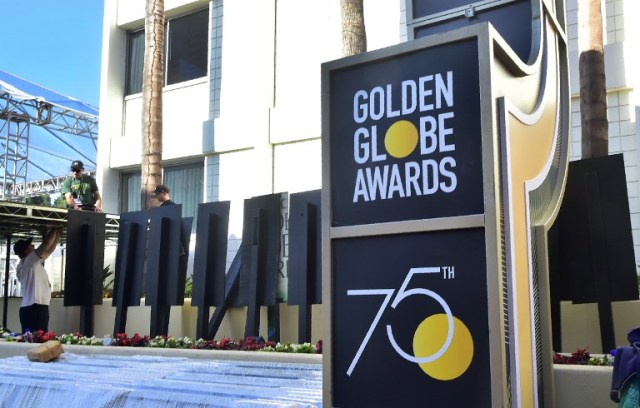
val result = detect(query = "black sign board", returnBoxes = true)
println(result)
[146,204,184,307]
[411,0,532,62]
[329,38,483,226]
[332,229,490,407]
[551,153,638,303]
[64,210,106,306]
[113,210,147,306]
[287,189,322,306]
[192,201,231,308]
[234,193,283,306]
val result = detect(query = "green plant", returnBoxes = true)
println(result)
[53,193,68,209]
[184,275,193,298]
[553,347,613,366]
[24,194,53,207]
[103,265,114,298]
[275,342,294,353]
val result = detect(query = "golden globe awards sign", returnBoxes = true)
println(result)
[329,40,483,226]
[323,37,490,406]
[323,12,570,407]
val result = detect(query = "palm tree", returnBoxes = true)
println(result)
[579,0,608,158]
[577,0,616,353]
[141,0,165,208]
[340,0,366,56]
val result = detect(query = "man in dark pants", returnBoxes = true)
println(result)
[14,227,62,333]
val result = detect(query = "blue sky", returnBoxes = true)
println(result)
[0,0,104,107]
[0,1,105,181]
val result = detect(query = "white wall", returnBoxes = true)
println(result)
[111,79,209,168]
[205,0,403,245]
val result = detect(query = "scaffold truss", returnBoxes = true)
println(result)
[0,201,119,243]
[0,91,98,139]
[0,70,99,200]
[11,171,96,198]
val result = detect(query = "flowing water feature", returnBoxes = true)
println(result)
[0,353,322,407]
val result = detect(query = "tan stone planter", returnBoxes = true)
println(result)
[554,365,615,407]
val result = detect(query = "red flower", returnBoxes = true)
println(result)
[41,331,57,342]
[219,337,232,349]
[553,347,591,365]
[194,339,218,350]
[129,333,149,347]
[113,332,131,346]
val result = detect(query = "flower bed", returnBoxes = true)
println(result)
[553,347,613,366]
[1,329,322,354]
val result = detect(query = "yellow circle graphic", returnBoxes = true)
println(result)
[413,313,474,381]
[384,120,418,158]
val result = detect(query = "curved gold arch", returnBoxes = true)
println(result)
[494,2,570,406]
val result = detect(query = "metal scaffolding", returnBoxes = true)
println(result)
[0,111,30,200]
[0,69,99,200]
[0,72,112,332]
[0,201,119,242]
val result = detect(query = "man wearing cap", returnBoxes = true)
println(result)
[154,185,176,206]
[14,227,62,333]
[153,184,186,256]
[61,160,103,212]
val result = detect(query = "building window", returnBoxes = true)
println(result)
[121,171,142,212]
[120,163,203,225]
[125,8,209,96]
[125,30,145,95]
[163,162,204,224]
[166,10,209,86]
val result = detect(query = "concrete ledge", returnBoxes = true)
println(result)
[0,341,322,365]
[554,365,615,407]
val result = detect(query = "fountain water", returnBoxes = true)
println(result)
[0,353,322,407]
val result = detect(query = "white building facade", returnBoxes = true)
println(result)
[97,0,640,266]
[97,0,403,269]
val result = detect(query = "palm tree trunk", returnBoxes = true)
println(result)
[341,0,367,56]
[141,0,165,208]
[579,0,608,158]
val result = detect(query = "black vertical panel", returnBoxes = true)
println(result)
[288,190,322,305]
[412,0,533,62]
[412,0,474,16]
[245,208,266,337]
[113,210,147,306]
[551,154,638,303]
[192,201,230,307]
[64,211,106,306]
[146,204,183,307]
[234,193,282,306]
[175,216,193,306]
